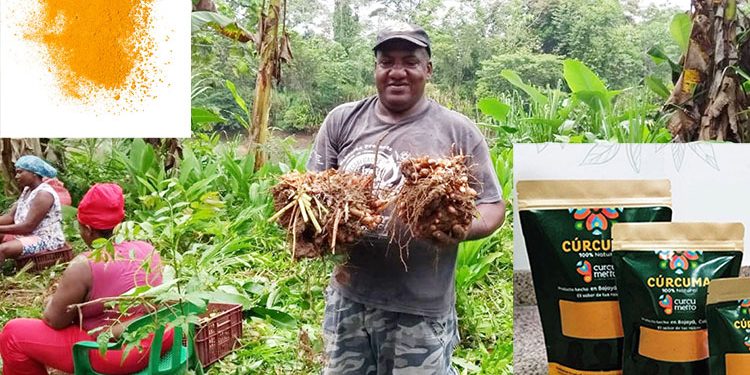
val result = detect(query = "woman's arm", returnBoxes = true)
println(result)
[43,256,92,329]
[0,192,53,235]
[0,204,18,225]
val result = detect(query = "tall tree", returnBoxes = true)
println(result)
[529,0,644,87]
[285,0,325,34]
[333,0,361,53]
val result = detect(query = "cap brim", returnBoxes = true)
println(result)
[373,35,428,51]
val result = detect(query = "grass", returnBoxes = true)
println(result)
[204,223,513,375]
[0,225,512,374]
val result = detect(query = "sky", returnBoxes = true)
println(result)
[642,0,690,9]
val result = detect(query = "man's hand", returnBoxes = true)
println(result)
[429,224,468,245]
[465,201,506,241]
[424,200,505,244]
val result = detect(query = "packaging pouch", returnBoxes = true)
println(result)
[706,277,750,375]
[612,222,744,375]
[517,179,672,374]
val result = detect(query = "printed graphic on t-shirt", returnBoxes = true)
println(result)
[310,150,323,169]
[340,144,410,194]
[340,144,411,234]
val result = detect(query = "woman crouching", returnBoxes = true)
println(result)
[0,155,65,264]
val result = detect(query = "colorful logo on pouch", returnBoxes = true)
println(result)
[741,299,750,315]
[656,251,702,275]
[659,294,674,315]
[576,260,593,283]
[745,335,750,350]
[570,208,622,235]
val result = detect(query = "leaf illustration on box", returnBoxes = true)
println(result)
[626,143,642,173]
[672,143,686,171]
[580,143,620,166]
[536,143,551,153]
[689,142,719,171]
[655,142,670,154]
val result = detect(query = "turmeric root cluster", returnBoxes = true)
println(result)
[394,155,478,240]
[270,170,386,259]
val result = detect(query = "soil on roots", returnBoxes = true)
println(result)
[390,154,478,258]
[270,170,387,259]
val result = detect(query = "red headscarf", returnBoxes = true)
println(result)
[77,183,125,230]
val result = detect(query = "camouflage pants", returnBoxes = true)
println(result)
[322,287,459,375]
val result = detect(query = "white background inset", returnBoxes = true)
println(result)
[0,0,190,137]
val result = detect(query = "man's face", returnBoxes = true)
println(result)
[374,40,432,114]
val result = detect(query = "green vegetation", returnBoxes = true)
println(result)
[192,0,691,135]
[0,136,513,374]
[1,0,747,373]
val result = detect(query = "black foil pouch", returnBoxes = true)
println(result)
[612,222,744,375]
[706,277,750,375]
[518,180,672,374]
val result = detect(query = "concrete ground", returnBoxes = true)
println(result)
[513,304,547,374]
[513,266,750,374]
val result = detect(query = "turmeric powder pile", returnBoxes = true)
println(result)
[25,0,157,104]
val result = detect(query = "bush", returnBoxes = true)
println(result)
[272,93,323,132]
[475,53,564,99]
[59,139,129,205]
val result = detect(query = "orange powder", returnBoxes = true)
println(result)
[26,0,156,103]
[638,327,709,363]
[559,300,624,340]
[725,354,750,375]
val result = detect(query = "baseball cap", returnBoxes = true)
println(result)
[373,23,431,56]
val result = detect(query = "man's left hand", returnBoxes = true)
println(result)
[429,224,468,245]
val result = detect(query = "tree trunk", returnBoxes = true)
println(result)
[666,0,749,142]
[249,0,283,171]
[191,0,291,167]
[192,0,217,12]
[1,139,17,196]
[144,138,182,171]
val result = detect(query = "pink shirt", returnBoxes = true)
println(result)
[80,241,162,331]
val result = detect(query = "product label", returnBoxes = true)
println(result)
[559,300,623,339]
[645,251,708,327]
[548,362,623,375]
[725,353,750,375]
[560,209,622,300]
[638,326,708,362]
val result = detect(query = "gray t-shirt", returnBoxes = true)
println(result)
[307,95,502,317]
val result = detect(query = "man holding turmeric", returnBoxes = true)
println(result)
[307,23,505,374]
